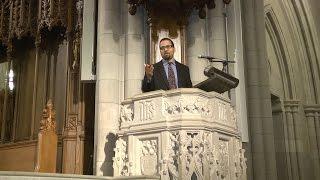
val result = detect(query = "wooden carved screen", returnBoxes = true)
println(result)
[0,0,91,175]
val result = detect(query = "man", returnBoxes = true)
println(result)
[142,38,192,92]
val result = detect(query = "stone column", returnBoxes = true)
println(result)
[226,0,249,142]
[304,105,320,179]
[187,12,207,85]
[123,3,145,98]
[94,0,122,176]
[207,0,226,70]
[242,0,277,179]
[316,111,320,151]
[283,101,300,180]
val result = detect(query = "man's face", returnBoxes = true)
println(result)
[159,40,175,60]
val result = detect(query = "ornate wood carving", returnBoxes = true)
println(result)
[72,0,83,70]
[0,1,10,45]
[0,0,83,52]
[11,0,37,39]
[35,98,58,173]
[0,0,37,47]
[40,99,56,132]
[127,0,232,22]
[38,0,67,31]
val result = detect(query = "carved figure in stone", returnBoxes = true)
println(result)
[235,140,247,178]
[216,140,229,178]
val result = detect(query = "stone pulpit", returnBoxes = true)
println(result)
[114,88,246,180]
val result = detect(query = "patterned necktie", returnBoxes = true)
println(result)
[168,62,177,89]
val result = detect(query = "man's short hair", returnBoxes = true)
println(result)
[159,38,174,47]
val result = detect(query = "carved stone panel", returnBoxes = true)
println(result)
[140,139,158,175]
[138,100,155,121]
[115,89,246,179]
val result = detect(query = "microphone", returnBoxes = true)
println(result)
[198,55,236,73]
[198,55,215,59]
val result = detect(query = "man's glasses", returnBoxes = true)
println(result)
[159,45,173,50]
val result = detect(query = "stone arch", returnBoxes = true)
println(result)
[264,1,319,103]
[289,0,320,103]
[264,7,294,99]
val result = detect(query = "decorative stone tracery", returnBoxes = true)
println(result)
[114,89,247,180]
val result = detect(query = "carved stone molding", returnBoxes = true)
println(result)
[304,104,320,117]
[283,100,300,113]
[120,89,238,132]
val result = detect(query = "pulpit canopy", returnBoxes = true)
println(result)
[127,0,232,23]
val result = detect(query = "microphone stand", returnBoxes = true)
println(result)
[200,57,235,73]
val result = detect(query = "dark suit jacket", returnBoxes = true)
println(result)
[142,60,192,92]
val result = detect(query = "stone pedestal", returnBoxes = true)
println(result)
[114,88,246,180]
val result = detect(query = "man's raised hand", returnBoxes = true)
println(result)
[144,64,154,80]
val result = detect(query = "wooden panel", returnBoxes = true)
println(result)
[0,141,37,171]
[35,132,57,173]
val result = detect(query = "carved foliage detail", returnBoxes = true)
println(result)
[0,0,37,42]
[120,104,134,122]
[160,132,179,179]
[40,99,56,132]
[164,97,211,117]
[38,0,67,30]
[161,131,215,179]
[161,131,246,179]
[113,138,131,176]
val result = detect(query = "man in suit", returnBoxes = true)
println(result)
[142,38,192,92]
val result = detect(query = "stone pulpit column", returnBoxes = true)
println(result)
[187,13,208,85]
[95,0,122,176]
[123,3,145,98]
[208,0,227,71]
